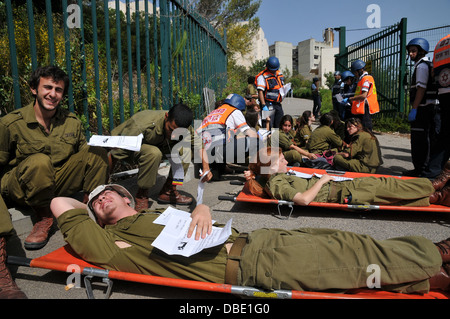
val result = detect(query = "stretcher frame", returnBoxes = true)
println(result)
[220,167,450,219]
[7,245,449,299]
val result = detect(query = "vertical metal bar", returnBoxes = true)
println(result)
[338,26,347,70]
[135,0,142,110]
[167,1,173,107]
[398,18,408,114]
[77,0,89,138]
[183,1,189,87]
[160,0,170,109]
[144,0,152,109]
[91,0,102,135]
[115,0,124,123]
[194,23,201,95]
[104,0,114,131]
[187,11,193,93]
[45,0,56,64]
[26,0,38,70]
[153,0,159,109]
[126,0,134,116]
[173,3,179,104]
[62,0,74,112]
[5,0,21,109]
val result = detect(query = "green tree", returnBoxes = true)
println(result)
[190,0,261,62]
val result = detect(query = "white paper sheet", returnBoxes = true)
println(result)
[196,170,210,205]
[280,83,292,99]
[88,134,143,151]
[152,206,230,257]
[288,169,354,182]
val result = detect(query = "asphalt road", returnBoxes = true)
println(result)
[5,97,450,301]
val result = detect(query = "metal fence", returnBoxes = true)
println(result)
[336,19,450,118]
[335,18,408,116]
[406,25,450,104]
[2,0,227,136]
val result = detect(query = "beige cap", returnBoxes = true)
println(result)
[87,184,135,218]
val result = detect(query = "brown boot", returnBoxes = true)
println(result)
[435,237,450,264]
[430,185,450,207]
[429,191,442,204]
[107,151,118,175]
[429,265,450,292]
[157,185,193,206]
[24,206,54,250]
[135,188,149,211]
[82,192,90,204]
[0,237,27,299]
[432,161,450,191]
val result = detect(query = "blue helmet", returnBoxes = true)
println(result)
[266,56,280,71]
[407,38,429,53]
[351,59,366,72]
[224,94,246,111]
[341,70,355,81]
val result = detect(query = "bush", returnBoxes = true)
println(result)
[373,114,410,134]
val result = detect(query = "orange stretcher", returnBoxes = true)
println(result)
[7,245,450,299]
[219,167,450,219]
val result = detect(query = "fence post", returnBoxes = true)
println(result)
[160,0,170,110]
[398,17,408,114]
[62,0,74,113]
[5,0,21,110]
[336,26,347,72]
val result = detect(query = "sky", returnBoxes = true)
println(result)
[256,0,450,48]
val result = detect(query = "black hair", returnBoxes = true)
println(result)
[319,113,334,126]
[167,103,193,128]
[28,65,69,96]
[245,109,259,128]
[298,110,312,130]
[279,114,294,128]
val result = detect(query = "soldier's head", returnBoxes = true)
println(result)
[164,103,193,140]
[29,65,69,97]
[29,66,69,113]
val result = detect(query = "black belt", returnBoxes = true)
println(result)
[225,233,248,285]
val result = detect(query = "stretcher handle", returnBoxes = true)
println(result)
[325,169,346,175]
[218,195,236,201]
[7,255,32,267]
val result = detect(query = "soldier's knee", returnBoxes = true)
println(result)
[140,144,163,163]
[21,153,53,172]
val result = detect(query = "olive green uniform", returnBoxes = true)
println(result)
[58,208,441,293]
[58,209,237,283]
[278,130,303,164]
[110,110,193,189]
[0,103,109,207]
[294,125,312,148]
[0,195,13,237]
[266,173,435,207]
[308,125,343,154]
[334,131,383,173]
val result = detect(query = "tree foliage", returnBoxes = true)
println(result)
[190,0,261,62]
